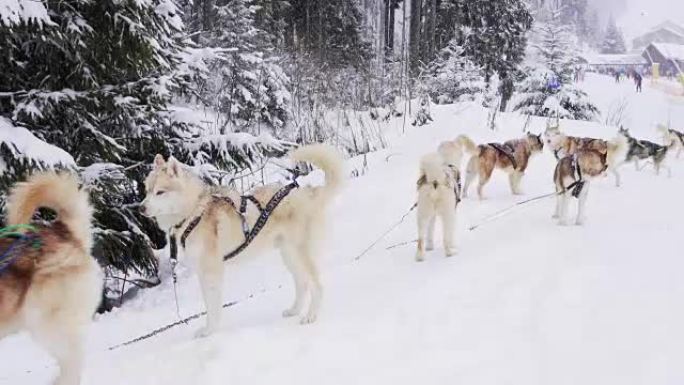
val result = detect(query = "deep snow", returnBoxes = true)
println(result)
[1,73,683,385]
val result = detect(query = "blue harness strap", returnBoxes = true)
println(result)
[0,225,41,275]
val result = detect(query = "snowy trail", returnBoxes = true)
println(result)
[1,74,684,385]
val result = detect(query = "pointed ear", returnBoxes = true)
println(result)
[167,156,181,177]
[153,154,165,169]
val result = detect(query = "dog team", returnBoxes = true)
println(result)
[415,121,682,258]
[0,119,682,384]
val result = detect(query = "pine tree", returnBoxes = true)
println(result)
[600,16,627,54]
[285,0,372,70]
[514,8,598,121]
[0,0,191,280]
[201,0,291,133]
[449,0,532,82]
[0,0,290,307]
[421,38,486,104]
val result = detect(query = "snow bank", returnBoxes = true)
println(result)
[0,0,52,26]
[0,117,74,174]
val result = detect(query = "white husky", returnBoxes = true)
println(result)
[415,141,463,261]
[142,144,344,336]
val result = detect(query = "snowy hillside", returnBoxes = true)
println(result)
[1,73,682,385]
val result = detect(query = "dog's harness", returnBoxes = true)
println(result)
[168,173,301,278]
[569,154,585,198]
[0,224,41,275]
[447,164,462,206]
[488,143,518,170]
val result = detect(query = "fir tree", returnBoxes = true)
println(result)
[421,38,486,104]
[284,0,372,70]
[514,8,599,121]
[201,0,291,134]
[449,0,533,82]
[600,16,627,54]
[0,0,290,307]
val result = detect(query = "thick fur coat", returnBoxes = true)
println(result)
[142,144,344,336]
[0,173,102,385]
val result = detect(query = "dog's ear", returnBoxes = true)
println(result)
[167,156,181,177]
[153,154,165,169]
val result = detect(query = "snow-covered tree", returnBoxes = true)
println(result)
[200,0,291,134]
[420,39,486,104]
[514,8,599,121]
[0,1,291,307]
[449,0,533,82]
[0,0,193,278]
[600,16,627,54]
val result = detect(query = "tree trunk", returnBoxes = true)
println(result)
[409,0,422,75]
[427,0,436,59]
[387,0,396,60]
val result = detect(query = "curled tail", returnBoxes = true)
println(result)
[290,144,345,202]
[6,172,93,250]
[456,135,479,155]
[419,153,448,188]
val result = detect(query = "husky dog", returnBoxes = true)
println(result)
[545,124,627,187]
[142,145,343,335]
[544,124,608,159]
[459,133,544,200]
[657,124,684,159]
[415,148,462,262]
[0,173,102,385]
[553,135,628,225]
[619,127,674,176]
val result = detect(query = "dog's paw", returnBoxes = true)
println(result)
[415,253,425,262]
[557,220,570,227]
[282,308,300,318]
[194,326,216,339]
[575,219,585,226]
[552,213,559,219]
[445,248,458,257]
[425,242,435,251]
[300,313,317,325]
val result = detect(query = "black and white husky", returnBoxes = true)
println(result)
[619,127,674,176]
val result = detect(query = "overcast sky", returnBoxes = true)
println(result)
[595,0,684,41]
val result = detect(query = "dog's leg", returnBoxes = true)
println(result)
[575,183,590,226]
[513,171,524,195]
[558,191,570,226]
[426,215,436,251]
[477,164,493,200]
[416,206,429,262]
[611,166,621,187]
[441,208,457,257]
[553,191,562,219]
[298,241,322,324]
[462,157,478,199]
[634,159,640,171]
[280,244,307,318]
[507,171,516,195]
[31,320,84,385]
[196,254,224,338]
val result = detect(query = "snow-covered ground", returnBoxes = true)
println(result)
[2,73,684,385]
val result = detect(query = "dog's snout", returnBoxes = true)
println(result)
[140,204,147,215]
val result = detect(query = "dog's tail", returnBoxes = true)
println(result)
[6,172,93,250]
[455,135,479,155]
[291,144,345,202]
[419,153,447,189]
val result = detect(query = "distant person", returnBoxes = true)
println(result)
[634,72,643,92]
[615,71,620,83]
